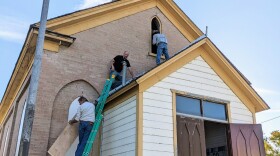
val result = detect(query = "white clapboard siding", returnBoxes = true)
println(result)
[143,127,173,138]
[104,96,136,116]
[103,115,136,133]
[143,98,173,109]
[143,120,173,131]
[102,144,135,156]
[143,150,174,156]
[109,150,135,156]
[143,142,174,152]
[142,56,254,155]
[102,135,135,151]
[169,72,229,89]
[102,128,136,145]
[143,135,173,144]
[101,96,136,156]
[143,113,173,123]
[177,68,223,82]
[143,92,172,103]
[143,106,172,116]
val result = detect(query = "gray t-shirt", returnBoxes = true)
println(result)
[153,34,168,45]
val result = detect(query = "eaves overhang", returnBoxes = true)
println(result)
[0,26,76,125]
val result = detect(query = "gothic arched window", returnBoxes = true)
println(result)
[151,17,161,54]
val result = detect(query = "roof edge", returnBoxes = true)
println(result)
[0,26,34,104]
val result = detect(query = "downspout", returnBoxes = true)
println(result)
[122,61,127,85]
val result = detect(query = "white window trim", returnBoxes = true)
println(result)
[2,126,10,156]
[15,100,27,156]
[176,112,229,124]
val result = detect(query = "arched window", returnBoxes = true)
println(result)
[151,17,161,54]
[68,97,80,121]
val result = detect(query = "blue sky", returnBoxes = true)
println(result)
[0,0,279,135]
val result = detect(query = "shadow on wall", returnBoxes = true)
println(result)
[47,80,99,150]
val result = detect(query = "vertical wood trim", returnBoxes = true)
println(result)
[171,90,178,156]
[227,103,232,123]
[252,110,256,124]
[136,91,143,156]
[2,126,10,156]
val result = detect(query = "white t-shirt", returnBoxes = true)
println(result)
[74,102,95,122]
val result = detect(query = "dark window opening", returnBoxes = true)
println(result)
[151,17,161,54]
[205,121,229,156]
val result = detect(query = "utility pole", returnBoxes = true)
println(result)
[19,0,50,155]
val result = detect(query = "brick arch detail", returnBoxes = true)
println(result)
[47,79,99,149]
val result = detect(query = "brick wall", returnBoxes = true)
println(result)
[29,7,190,155]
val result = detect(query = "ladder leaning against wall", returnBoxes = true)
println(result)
[82,74,115,156]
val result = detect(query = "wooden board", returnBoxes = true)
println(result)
[48,124,78,156]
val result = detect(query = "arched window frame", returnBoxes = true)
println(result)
[149,16,164,57]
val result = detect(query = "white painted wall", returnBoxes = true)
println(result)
[142,56,253,156]
[101,96,137,156]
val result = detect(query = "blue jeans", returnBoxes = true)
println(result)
[156,42,169,65]
[110,70,122,89]
[75,121,93,156]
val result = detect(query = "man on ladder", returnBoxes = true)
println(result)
[69,96,95,156]
[68,50,133,156]
[68,73,116,156]
[110,51,135,89]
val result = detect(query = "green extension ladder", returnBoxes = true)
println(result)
[82,74,115,156]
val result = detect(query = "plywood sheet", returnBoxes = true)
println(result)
[48,124,78,156]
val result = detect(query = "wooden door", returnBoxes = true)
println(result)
[228,124,265,156]
[177,115,206,156]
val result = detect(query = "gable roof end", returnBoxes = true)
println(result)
[132,36,269,113]
[33,0,203,41]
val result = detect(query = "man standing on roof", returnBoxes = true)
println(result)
[110,51,135,89]
[153,30,170,65]
[69,96,95,156]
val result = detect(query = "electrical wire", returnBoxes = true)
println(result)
[260,115,280,124]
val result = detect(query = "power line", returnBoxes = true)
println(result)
[260,115,280,124]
